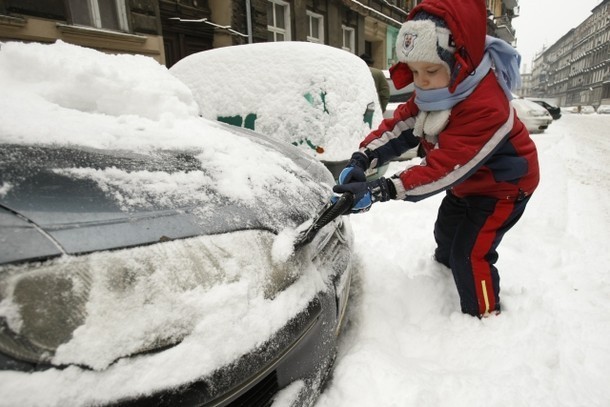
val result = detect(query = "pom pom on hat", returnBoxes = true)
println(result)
[396,11,456,74]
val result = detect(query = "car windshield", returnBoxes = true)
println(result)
[389,90,413,103]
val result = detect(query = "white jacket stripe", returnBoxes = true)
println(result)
[406,107,514,200]
[366,116,416,151]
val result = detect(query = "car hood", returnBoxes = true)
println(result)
[0,126,334,265]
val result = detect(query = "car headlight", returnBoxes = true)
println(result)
[0,231,304,369]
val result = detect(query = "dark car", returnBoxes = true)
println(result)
[0,124,353,406]
[0,39,355,406]
[530,99,562,120]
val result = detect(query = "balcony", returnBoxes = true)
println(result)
[494,15,515,43]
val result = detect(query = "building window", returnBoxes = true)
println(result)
[267,0,291,42]
[67,0,129,32]
[342,25,355,53]
[306,11,324,43]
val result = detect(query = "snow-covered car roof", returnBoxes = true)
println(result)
[169,42,383,161]
[512,98,553,133]
[512,98,552,115]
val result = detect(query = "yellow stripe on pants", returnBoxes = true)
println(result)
[481,280,490,314]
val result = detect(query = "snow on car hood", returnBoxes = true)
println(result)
[169,41,383,161]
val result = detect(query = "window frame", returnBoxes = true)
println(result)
[341,25,355,53]
[306,10,324,44]
[91,0,128,31]
[68,0,129,32]
[267,0,291,42]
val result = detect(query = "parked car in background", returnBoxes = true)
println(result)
[565,105,596,114]
[0,40,353,407]
[528,99,562,120]
[170,42,388,181]
[596,105,610,114]
[511,98,554,133]
[383,69,414,120]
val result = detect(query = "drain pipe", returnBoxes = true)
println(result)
[246,0,253,43]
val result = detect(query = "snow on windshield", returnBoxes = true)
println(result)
[170,41,382,161]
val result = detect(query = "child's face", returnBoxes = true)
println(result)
[408,61,451,90]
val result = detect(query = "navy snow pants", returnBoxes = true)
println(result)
[433,190,531,317]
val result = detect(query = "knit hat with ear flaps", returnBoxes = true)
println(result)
[396,11,456,75]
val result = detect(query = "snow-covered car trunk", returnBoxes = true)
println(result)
[511,98,554,133]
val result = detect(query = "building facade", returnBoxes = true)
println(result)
[1,0,521,70]
[211,0,410,70]
[0,1,410,69]
[404,1,521,46]
[524,0,609,108]
[485,0,519,45]
[0,0,165,63]
[517,71,532,97]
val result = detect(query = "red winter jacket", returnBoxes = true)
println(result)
[359,0,539,202]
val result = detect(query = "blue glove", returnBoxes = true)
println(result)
[337,165,366,186]
[337,152,370,185]
[333,177,396,214]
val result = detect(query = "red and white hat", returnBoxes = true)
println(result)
[396,16,456,74]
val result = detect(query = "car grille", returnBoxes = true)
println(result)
[229,370,278,407]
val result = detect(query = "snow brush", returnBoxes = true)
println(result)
[271,192,354,264]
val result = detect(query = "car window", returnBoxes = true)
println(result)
[387,80,413,103]
[383,69,414,104]
[389,89,413,103]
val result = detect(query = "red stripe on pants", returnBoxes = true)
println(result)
[471,199,515,315]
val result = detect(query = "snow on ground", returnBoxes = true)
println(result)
[316,113,610,407]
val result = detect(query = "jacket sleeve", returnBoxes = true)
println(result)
[392,99,515,202]
[358,97,421,169]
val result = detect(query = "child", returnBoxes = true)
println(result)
[333,0,540,317]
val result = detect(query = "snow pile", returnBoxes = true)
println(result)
[0,41,196,121]
[0,41,199,149]
[0,41,327,211]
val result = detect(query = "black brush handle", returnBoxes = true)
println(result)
[294,193,354,249]
[313,192,354,231]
